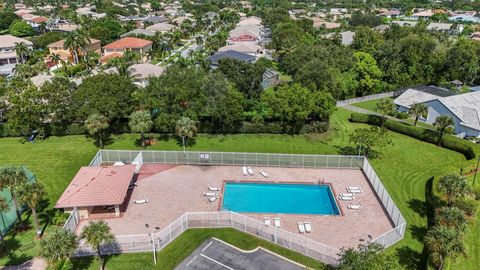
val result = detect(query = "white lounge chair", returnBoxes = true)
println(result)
[208,186,219,191]
[247,166,254,176]
[339,193,355,197]
[347,188,362,194]
[274,217,281,228]
[208,197,218,203]
[259,170,269,178]
[347,186,362,191]
[304,222,312,233]
[264,217,271,226]
[113,161,125,166]
[134,198,148,204]
[347,204,362,210]
[242,166,248,176]
[203,192,217,197]
[297,222,306,233]
[339,196,354,201]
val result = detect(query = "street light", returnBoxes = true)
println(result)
[145,223,160,264]
[473,156,480,187]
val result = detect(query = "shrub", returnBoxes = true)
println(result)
[350,113,477,160]
[51,211,70,226]
[396,112,409,119]
[453,198,478,217]
[299,121,329,134]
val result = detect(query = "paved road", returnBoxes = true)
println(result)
[174,238,306,270]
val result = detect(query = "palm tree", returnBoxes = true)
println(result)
[40,229,78,267]
[175,117,197,153]
[84,51,99,71]
[63,31,87,64]
[433,116,455,146]
[195,35,204,49]
[85,113,109,149]
[81,220,114,270]
[129,110,153,149]
[16,182,46,237]
[0,197,10,250]
[409,103,428,126]
[50,53,62,70]
[438,174,471,206]
[375,99,395,126]
[436,207,467,232]
[0,167,27,223]
[14,42,30,63]
[425,225,465,270]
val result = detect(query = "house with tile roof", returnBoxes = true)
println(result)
[47,38,101,63]
[0,35,33,75]
[101,37,153,62]
[56,165,136,219]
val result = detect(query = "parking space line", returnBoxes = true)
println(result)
[200,254,235,270]
[185,255,197,267]
[202,241,213,252]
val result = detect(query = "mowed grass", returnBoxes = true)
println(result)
[0,107,478,269]
[74,228,327,270]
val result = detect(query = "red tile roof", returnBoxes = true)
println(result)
[99,52,122,62]
[30,16,49,23]
[55,165,135,208]
[103,37,152,50]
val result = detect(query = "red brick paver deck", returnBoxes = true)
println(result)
[77,164,393,250]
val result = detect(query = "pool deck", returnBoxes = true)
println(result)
[76,164,394,250]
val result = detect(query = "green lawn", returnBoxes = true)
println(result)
[351,98,387,113]
[73,228,327,270]
[1,107,479,269]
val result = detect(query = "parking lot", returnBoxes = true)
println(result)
[174,238,306,270]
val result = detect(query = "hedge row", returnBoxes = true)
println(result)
[349,113,477,160]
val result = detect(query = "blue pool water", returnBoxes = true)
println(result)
[222,182,340,215]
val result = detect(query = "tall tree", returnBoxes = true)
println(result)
[436,207,467,232]
[349,126,392,157]
[0,168,27,223]
[338,242,401,270]
[375,99,395,126]
[14,42,30,63]
[85,113,109,149]
[425,225,465,270]
[63,31,87,64]
[49,53,62,69]
[354,52,383,96]
[129,110,153,149]
[409,103,428,126]
[16,182,46,237]
[433,116,454,146]
[438,174,471,206]
[81,220,114,270]
[175,117,197,153]
[40,229,78,267]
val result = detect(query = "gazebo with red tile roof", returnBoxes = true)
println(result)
[56,165,136,219]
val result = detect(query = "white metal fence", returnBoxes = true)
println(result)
[363,159,407,248]
[62,207,80,233]
[89,150,365,170]
[74,211,340,266]
[336,92,396,107]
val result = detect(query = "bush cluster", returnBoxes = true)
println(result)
[349,113,476,160]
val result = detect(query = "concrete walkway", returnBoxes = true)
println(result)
[1,258,47,270]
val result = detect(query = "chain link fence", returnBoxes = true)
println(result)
[89,150,365,170]
[74,211,340,266]
[363,158,406,247]
[0,167,36,237]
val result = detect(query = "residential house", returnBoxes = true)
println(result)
[228,25,261,43]
[391,21,418,27]
[325,31,355,46]
[47,38,101,63]
[121,29,156,38]
[128,63,165,87]
[206,50,256,69]
[144,15,169,25]
[448,15,480,23]
[261,68,280,89]
[0,35,33,76]
[378,9,401,18]
[24,16,49,29]
[218,42,263,56]
[422,92,480,138]
[101,37,153,62]
[146,22,177,33]
[55,165,136,219]
[427,23,461,34]
[393,89,444,112]
[471,32,480,41]
[410,9,434,20]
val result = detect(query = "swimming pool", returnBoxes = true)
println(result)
[222,182,340,215]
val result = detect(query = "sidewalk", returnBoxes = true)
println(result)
[1,258,46,270]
